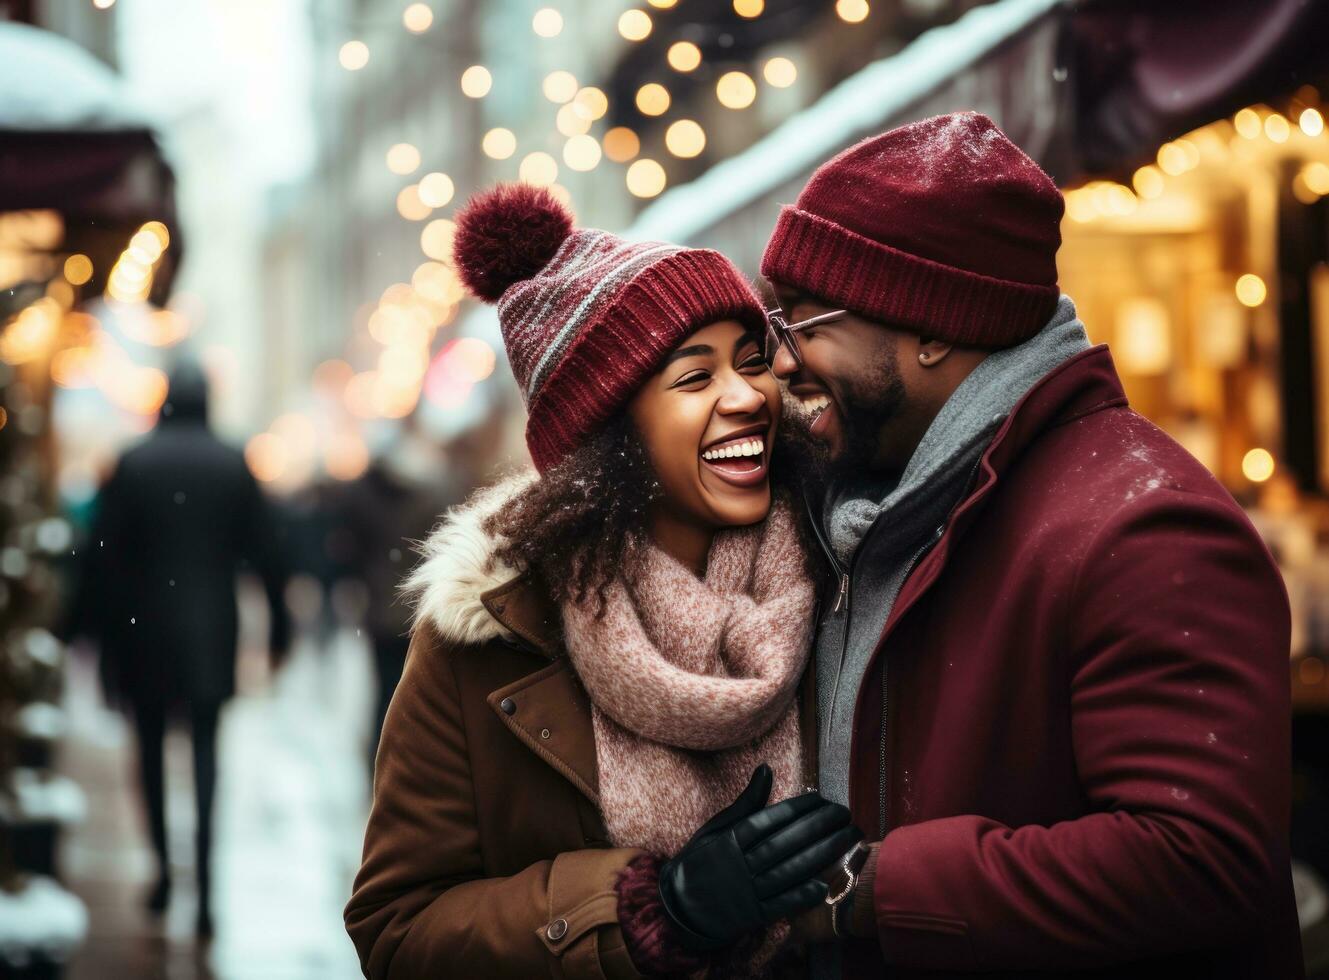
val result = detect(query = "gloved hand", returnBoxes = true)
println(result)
[658,764,863,951]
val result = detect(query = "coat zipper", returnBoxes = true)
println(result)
[878,530,942,837]
[875,456,985,838]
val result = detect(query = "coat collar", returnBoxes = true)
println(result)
[884,343,1127,637]
[480,573,564,659]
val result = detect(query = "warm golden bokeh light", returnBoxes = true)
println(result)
[1235,273,1267,308]
[313,359,354,392]
[572,87,608,120]
[626,158,667,198]
[603,127,640,163]
[563,135,602,171]
[763,57,797,88]
[618,9,652,41]
[646,0,676,6]
[665,119,706,158]
[141,221,170,250]
[246,433,288,483]
[339,40,369,71]
[1242,448,1275,483]
[1303,161,1329,196]
[386,142,421,175]
[716,71,757,109]
[667,42,701,72]
[1301,107,1326,138]
[418,172,455,208]
[420,218,457,262]
[557,103,593,137]
[543,70,578,104]
[1264,113,1291,143]
[1156,141,1189,175]
[396,184,432,221]
[63,254,93,286]
[532,7,563,37]
[733,0,764,16]
[1233,107,1262,139]
[402,3,433,33]
[482,127,517,159]
[635,83,670,116]
[836,0,869,23]
[326,430,370,481]
[460,65,492,98]
[1131,165,1164,199]
[520,152,559,186]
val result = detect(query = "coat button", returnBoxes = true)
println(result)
[546,918,568,941]
[540,728,551,739]
[499,697,516,715]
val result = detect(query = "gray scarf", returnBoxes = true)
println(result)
[816,295,1091,808]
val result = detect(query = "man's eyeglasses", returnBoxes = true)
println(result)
[763,307,848,368]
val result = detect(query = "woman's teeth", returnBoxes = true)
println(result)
[701,437,765,461]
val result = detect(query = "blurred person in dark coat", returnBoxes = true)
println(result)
[64,360,290,936]
[326,417,462,772]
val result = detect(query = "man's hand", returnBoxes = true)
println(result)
[657,764,863,951]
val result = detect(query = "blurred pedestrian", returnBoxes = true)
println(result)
[63,360,290,937]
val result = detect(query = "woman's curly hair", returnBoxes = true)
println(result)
[485,400,828,612]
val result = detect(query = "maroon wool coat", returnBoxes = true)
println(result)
[839,345,1302,978]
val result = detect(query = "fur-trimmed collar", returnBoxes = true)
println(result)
[400,471,536,646]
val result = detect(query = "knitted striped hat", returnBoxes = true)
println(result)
[454,183,766,472]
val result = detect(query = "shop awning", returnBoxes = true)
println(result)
[0,22,179,301]
[629,0,1329,263]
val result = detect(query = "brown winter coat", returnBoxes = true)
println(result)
[343,481,816,979]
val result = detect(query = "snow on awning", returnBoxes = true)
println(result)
[0,21,151,132]
[629,0,1065,247]
[627,0,1329,267]
[0,23,179,296]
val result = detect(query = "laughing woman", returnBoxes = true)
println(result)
[344,185,859,979]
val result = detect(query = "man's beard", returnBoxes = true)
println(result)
[828,343,906,480]
[776,345,906,495]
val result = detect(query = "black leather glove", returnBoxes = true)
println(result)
[658,764,863,951]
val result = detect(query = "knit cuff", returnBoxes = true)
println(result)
[850,842,881,939]
[615,854,711,977]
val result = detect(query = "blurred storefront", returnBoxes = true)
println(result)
[0,18,179,978]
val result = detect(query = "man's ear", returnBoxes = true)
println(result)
[915,337,955,367]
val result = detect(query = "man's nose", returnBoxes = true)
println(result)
[771,344,799,379]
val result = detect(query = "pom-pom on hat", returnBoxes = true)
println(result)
[454,183,767,472]
[761,111,1063,349]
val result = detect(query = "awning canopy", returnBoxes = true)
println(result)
[629,0,1329,268]
[0,22,179,302]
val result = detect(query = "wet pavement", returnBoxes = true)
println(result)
[56,629,374,980]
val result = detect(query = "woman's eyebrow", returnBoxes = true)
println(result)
[731,332,760,355]
[664,344,713,365]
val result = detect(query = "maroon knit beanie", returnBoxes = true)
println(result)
[761,111,1063,349]
[454,183,766,472]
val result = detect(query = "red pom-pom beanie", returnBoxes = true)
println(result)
[454,183,766,472]
[761,111,1064,349]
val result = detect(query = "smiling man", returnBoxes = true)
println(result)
[761,112,1302,978]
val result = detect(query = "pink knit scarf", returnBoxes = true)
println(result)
[561,500,816,857]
